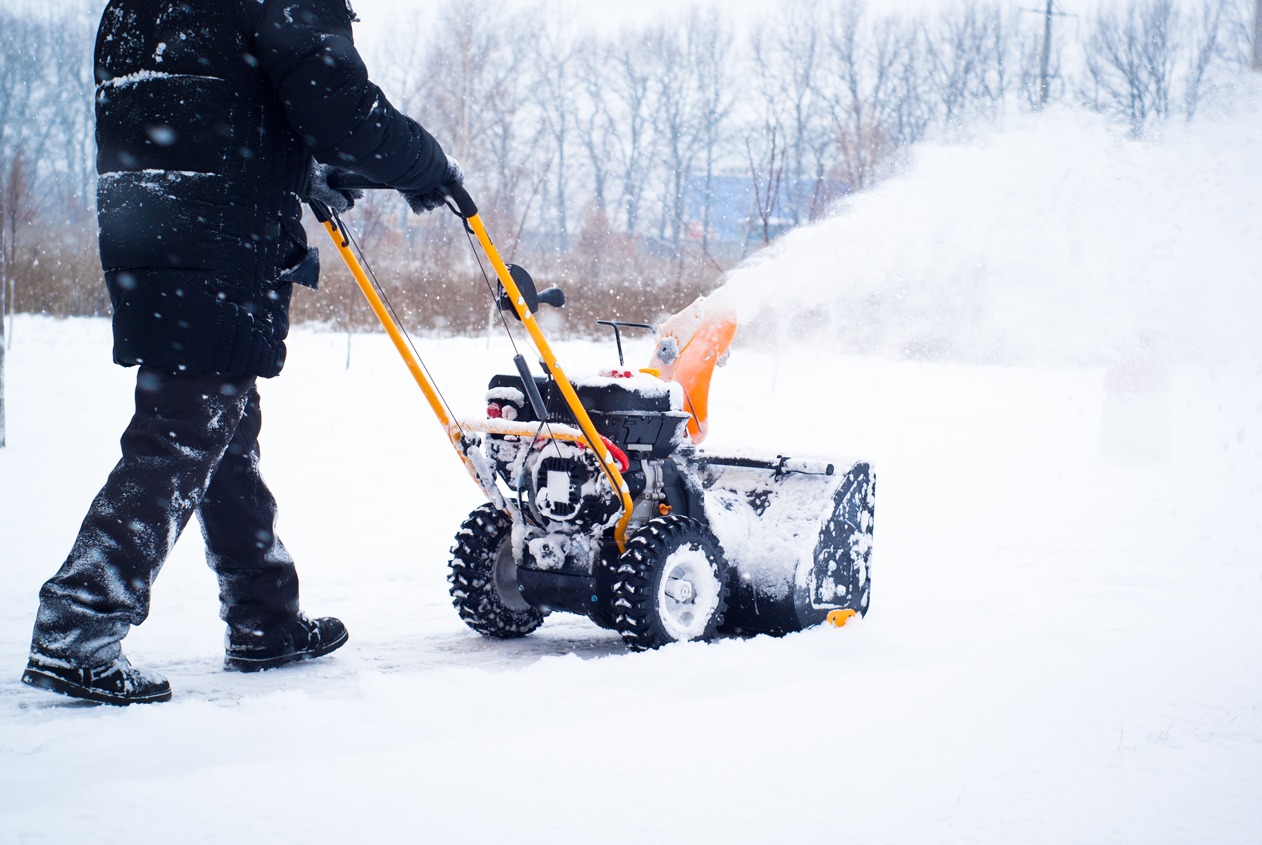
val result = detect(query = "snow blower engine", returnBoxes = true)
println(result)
[311,179,874,650]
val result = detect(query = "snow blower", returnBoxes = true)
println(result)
[308,179,874,649]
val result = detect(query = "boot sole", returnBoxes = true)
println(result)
[223,627,349,672]
[21,667,172,705]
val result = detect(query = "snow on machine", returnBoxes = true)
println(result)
[309,179,875,649]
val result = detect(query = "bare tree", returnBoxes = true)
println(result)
[923,2,1013,124]
[685,12,736,255]
[1220,0,1261,68]
[1084,0,1179,136]
[0,155,33,450]
[50,5,98,218]
[643,25,690,245]
[1254,0,1262,69]
[640,13,735,252]
[746,121,786,248]
[750,0,830,225]
[2,154,35,331]
[822,5,924,191]
[1083,0,1231,135]
[1183,0,1226,119]
[0,11,47,323]
[533,18,582,249]
[891,24,936,147]
[598,31,660,237]
[421,2,539,232]
[575,42,617,217]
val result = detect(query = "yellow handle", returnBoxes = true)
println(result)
[321,213,635,551]
[464,214,635,551]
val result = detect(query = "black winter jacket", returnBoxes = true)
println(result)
[95,0,447,377]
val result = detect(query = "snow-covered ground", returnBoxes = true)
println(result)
[2,95,1261,843]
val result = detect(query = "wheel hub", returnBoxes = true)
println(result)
[664,578,694,601]
[657,545,721,641]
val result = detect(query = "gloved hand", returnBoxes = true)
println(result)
[305,162,363,213]
[402,156,463,215]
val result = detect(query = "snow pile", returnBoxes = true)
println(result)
[2,318,1259,843]
[715,86,1262,366]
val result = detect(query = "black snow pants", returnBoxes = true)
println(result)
[30,368,299,668]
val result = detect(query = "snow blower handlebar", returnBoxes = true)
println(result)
[326,171,479,217]
[310,175,637,550]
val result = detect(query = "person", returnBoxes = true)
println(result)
[21,0,461,705]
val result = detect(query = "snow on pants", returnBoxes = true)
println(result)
[29,368,300,667]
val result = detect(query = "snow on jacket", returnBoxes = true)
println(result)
[95,0,447,377]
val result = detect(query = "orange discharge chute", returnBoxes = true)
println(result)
[649,296,738,444]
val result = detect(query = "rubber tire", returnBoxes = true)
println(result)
[449,504,545,638]
[608,515,729,651]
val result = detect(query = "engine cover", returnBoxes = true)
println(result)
[525,440,621,532]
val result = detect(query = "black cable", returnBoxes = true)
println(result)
[334,210,465,440]
[462,225,527,358]
[459,225,570,457]
[456,227,628,502]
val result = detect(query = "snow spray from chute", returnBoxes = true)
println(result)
[700,103,1262,367]
[310,178,874,646]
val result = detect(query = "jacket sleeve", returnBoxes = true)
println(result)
[241,0,448,193]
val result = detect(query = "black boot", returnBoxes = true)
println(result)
[22,653,172,705]
[224,614,348,672]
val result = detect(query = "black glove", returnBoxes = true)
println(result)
[402,156,463,215]
[306,162,363,213]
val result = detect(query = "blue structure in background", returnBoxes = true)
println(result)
[682,174,850,247]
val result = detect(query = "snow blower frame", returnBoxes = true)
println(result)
[308,178,875,650]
